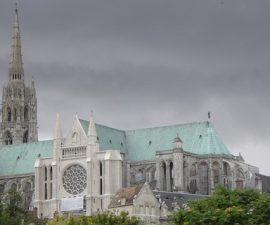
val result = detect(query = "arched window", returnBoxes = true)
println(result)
[198,162,209,195]
[236,166,245,189]
[223,162,231,176]
[169,161,173,191]
[190,163,197,177]
[14,108,17,122]
[24,106,28,121]
[7,107,11,122]
[23,182,32,210]
[0,184,4,193]
[189,179,197,194]
[212,162,220,186]
[3,131,12,145]
[99,162,103,176]
[23,131,28,143]
[161,161,166,191]
[11,183,17,191]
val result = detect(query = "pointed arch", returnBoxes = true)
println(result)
[7,107,11,122]
[23,130,28,143]
[212,161,220,186]
[14,108,17,122]
[198,162,209,195]
[3,131,13,145]
[235,165,245,189]
[24,106,28,121]
[11,183,17,191]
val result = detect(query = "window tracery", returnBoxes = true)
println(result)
[63,165,87,195]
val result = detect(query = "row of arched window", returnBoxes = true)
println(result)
[5,105,29,122]
[2,130,28,145]
[188,161,245,194]
[11,73,22,80]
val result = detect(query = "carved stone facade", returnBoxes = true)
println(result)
[0,175,35,210]
[0,4,37,145]
[34,115,124,218]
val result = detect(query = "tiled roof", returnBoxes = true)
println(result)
[153,191,208,210]
[108,185,143,208]
[0,140,53,177]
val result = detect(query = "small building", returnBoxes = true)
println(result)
[109,183,208,224]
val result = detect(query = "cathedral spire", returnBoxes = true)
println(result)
[9,2,24,82]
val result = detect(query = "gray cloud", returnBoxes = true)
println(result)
[0,0,270,174]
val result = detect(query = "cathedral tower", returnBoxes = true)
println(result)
[0,4,38,145]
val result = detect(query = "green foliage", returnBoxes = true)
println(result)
[0,188,47,225]
[47,211,143,225]
[170,186,270,225]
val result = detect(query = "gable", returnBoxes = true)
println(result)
[134,183,159,206]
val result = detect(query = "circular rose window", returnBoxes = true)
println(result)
[63,165,87,195]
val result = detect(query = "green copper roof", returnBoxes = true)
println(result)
[79,119,231,161]
[0,140,53,177]
[125,121,231,161]
[0,120,231,177]
[79,119,127,153]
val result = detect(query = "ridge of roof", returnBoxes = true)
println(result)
[125,121,210,133]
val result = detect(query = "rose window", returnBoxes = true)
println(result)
[63,165,87,195]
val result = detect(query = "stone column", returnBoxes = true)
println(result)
[156,159,161,190]
[166,161,171,192]
[209,160,214,194]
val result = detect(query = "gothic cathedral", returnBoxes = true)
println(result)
[0,5,38,145]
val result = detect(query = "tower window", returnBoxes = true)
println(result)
[3,131,12,145]
[24,106,29,121]
[23,130,28,143]
[7,107,11,122]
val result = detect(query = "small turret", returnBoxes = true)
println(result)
[53,114,62,160]
[173,135,183,150]
[88,110,97,145]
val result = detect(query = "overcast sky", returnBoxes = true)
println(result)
[0,0,270,175]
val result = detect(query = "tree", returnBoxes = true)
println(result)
[0,188,47,225]
[170,186,270,225]
[47,211,143,225]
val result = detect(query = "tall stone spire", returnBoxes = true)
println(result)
[9,2,24,82]
[0,3,38,145]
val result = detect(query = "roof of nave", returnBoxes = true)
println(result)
[0,140,53,177]
[125,121,231,161]
[0,120,231,177]
[79,119,232,161]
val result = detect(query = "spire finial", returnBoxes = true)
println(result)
[208,111,211,120]
[15,1,18,13]
[88,110,97,143]
[54,113,62,139]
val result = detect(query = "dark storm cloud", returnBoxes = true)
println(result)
[0,0,270,174]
